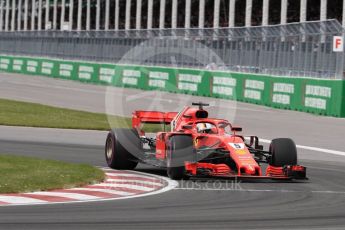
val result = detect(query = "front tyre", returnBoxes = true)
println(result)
[269,138,297,167]
[167,135,194,180]
[105,129,140,170]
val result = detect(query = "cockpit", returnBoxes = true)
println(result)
[196,122,218,134]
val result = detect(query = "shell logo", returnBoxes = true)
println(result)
[235,149,247,155]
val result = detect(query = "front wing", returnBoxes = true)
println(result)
[185,162,307,180]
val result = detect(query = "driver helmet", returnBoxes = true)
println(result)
[197,123,212,133]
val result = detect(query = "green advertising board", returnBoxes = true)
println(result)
[0,57,11,71]
[176,69,211,96]
[12,58,26,73]
[0,54,344,118]
[98,64,117,85]
[210,73,238,100]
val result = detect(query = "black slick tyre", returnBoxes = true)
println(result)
[105,128,141,170]
[167,135,194,180]
[269,138,297,167]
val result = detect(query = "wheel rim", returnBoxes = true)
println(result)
[106,137,113,161]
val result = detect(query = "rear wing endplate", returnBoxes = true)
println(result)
[132,111,178,135]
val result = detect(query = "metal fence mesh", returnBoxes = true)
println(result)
[0,20,343,79]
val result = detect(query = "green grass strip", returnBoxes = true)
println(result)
[0,98,168,132]
[0,98,127,130]
[0,154,105,194]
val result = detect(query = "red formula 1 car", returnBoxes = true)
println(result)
[105,102,307,180]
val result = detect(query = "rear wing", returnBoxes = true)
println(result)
[132,111,178,135]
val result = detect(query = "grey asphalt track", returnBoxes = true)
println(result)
[1,73,344,150]
[0,73,345,229]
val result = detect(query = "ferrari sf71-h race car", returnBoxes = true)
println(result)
[105,102,307,180]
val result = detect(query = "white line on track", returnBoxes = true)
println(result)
[260,139,345,157]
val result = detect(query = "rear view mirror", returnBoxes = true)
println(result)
[218,123,227,129]
[231,127,242,132]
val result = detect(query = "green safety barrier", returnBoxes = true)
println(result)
[0,56,12,72]
[23,58,42,75]
[56,60,78,80]
[145,66,178,93]
[0,55,344,117]
[40,59,58,77]
[176,69,211,97]
[11,57,26,73]
[97,64,117,86]
[209,71,239,100]
[74,62,99,83]
[116,65,148,90]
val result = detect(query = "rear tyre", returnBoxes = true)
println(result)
[269,138,297,167]
[167,135,194,180]
[105,128,140,170]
